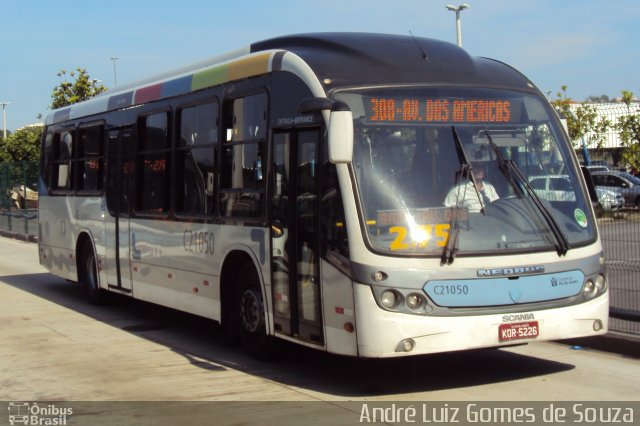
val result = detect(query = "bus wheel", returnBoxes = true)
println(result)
[81,241,106,305]
[237,265,273,359]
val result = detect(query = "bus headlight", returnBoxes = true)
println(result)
[595,274,606,293]
[583,280,596,298]
[406,293,425,310]
[380,290,401,309]
[371,287,432,315]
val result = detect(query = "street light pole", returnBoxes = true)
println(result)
[110,57,119,87]
[0,102,9,140]
[446,4,470,47]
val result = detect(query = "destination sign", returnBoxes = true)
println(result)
[366,98,513,124]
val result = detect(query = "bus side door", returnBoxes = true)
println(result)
[271,128,324,345]
[105,129,134,293]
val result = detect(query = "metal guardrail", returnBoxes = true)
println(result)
[610,308,640,323]
[0,161,39,240]
[574,102,640,336]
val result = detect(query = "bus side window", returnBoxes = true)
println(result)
[175,101,219,216]
[77,125,104,192]
[52,131,73,191]
[41,132,54,189]
[220,93,267,218]
[136,112,171,214]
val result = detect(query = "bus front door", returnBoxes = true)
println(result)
[105,129,133,293]
[271,129,324,345]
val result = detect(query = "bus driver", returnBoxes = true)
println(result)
[443,162,499,213]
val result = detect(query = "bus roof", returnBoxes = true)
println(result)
[46,33,536,126]
[250,32,533,91]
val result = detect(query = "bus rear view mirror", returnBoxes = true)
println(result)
[328,101,353,164]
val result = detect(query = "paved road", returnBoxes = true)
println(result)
[1,237,639,424]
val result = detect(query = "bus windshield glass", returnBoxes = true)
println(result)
[335,87,596,256]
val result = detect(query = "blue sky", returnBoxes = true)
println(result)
[1,0,638,131]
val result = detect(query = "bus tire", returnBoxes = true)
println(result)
[237,263,273,359]
[80,241,106,305]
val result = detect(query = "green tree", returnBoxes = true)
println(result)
[616,90,640,170]
[51,68,107,109]
[551,86,610,149]
[0,130,12,144]
[0,125,43,163]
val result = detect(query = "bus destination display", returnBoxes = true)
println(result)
[366,98,512,124]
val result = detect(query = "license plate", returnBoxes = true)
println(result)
[498,321,539,342]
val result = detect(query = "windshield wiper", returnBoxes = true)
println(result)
[441,126,483,265]
[479,130,523,198]
[482,130,570,256]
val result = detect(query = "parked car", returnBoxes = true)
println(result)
[591,171,640,208]
[529,175,576,202]
[528,175,623,213]
[581,160,609,171]
[584,165,609,173]
[595,187,624,211]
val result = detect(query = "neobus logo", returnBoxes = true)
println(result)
[477,265,545,278]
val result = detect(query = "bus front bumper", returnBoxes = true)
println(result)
[353,283,609,358]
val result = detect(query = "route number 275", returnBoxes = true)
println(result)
[389,224,450,251]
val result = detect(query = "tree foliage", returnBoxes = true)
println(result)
[551,86,610,149]
[552,87,640,170]
[51,68,107,109]
[0,126,43,163]
[616,90,640,170]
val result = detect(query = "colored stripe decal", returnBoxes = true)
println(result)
[191,65,228,91]
[52,51,278,124]
[135,83,163,104]
[192,52,272,91]
[228,52,271,80]
[162,75,192,98]
[108,91,134,110]
[53,108,70,123]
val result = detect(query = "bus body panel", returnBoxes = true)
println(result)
[114,219,270,321]
[38,196,271,324]
[320,258,358,356]
[346,245,604,291]
[342,237,606,357]
[39,195,104,282]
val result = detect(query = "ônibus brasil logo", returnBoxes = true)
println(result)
[7,402,73,425]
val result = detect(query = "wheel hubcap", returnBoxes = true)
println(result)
[240,288,263,334]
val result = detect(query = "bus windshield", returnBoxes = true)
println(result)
[335,87,596,257]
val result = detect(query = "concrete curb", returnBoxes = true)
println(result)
[0,229,38,243]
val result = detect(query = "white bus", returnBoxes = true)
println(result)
[39,33,608,358]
